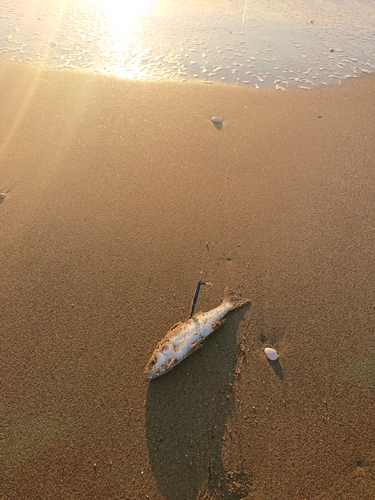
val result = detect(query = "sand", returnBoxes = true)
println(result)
[1,60,375,499]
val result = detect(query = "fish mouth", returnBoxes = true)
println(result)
[144,357,158,380]
[144,367,160,381]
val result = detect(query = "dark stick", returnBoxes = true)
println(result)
[189,279,202,318]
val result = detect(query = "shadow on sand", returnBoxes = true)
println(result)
[267,358,284,379]
[146,304,252,500]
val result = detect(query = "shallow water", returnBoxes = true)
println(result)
[0,0,374,88]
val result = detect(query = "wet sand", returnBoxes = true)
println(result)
[1,61,375,499]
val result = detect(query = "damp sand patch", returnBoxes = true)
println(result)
[1,416,73,475]
[336,355,375,389]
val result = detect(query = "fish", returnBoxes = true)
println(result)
[144,290,251,380]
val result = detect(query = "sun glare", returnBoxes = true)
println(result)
[80,0,157,78]
[88,0,156,34]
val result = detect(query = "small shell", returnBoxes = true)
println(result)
[211,116,222,124]
[0,193,7,199]
[264,347,278,361]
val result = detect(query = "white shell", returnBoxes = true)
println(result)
[264,347,278,361]
[211,116,222,124]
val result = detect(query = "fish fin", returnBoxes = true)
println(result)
[212,318,226,330]
[170,321,184,331]
[223,288,251,311]
[166,355,176,369]
[188,338,205,354]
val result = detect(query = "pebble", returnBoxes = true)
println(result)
[211,116,222,124]
[264,347,278,361]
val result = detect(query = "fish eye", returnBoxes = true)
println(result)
[150,358,157,367]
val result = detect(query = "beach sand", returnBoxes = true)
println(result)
[1,60,375,499]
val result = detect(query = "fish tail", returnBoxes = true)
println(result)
[223,287,251,310]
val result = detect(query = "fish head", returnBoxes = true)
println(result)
[144,344,176,380]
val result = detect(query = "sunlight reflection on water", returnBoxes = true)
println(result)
[0,0,374,89]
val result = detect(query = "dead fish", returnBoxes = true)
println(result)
[144,290,251,380]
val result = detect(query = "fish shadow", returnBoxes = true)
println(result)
[146,304,251,500]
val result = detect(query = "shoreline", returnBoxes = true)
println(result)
[1,61,375,499]
[1,58,374,90]
[1,0,374,90]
